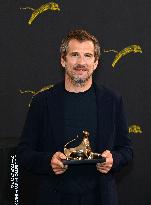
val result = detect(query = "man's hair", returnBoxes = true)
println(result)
[60,29,101,62]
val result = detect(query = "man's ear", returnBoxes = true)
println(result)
[61,57,66,68]
[93,60,99,70]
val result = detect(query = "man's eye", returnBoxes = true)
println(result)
[85,54,92,58]
[71,53,79,57]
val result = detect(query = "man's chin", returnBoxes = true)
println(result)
[66,72,91,86]
[72,77,89,86]
[73,74,88,82]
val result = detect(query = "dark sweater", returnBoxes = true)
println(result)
[57,86,99,194]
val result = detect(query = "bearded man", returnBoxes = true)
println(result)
[17,29,133,205]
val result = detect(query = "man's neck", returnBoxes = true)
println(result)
[65,76,92,93]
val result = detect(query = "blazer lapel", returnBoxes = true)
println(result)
[47,82,65,151]
[94,83,115,152]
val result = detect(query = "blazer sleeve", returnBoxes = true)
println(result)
[17,94,54,175]
[111,96,133,172]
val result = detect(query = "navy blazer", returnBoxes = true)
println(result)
[17,81,133,205]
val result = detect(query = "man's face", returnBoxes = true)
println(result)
[61,39,98,86]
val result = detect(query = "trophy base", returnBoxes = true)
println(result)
[62,157,106,165]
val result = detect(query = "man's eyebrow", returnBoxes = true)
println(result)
[85,53,93,55]
[69,51,79,55]
[69,52,94,56]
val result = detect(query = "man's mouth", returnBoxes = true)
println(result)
[74,67,87,71]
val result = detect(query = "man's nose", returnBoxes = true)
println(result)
[77,56,86,64]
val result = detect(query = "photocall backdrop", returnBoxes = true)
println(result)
[0,0,151,204]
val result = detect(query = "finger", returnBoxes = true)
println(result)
[97,164,112,171]
[96,163,111,171]
[59,153,67,160]
[52,164,63,169]
[96,163,108,169]
[51,158,64,168]
[53,164,68,170]
[97,166,109,173]
[54,165,68,173]
[52,164,68,171]
[99,170,108,174]
[51,151,68,170]
[100,166,111,171]
[53,152,63,159]
[53,167,67,172]
[101,150,111,158]
[98,165,112,173]
[55,170,66,175]
[97,167,108,174]
[53,152,67,166]
[96,162,106,167]
[54,152,67,160]
[96,164,108,170]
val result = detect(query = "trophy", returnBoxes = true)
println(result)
[62,130,106,165]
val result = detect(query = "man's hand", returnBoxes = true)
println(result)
[96,150,113,174]
[51,151,68,175]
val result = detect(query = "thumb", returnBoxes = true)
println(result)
[101,150,110,157]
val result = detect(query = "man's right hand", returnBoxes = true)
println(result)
[51,151,68,175]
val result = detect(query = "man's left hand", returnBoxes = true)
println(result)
[96,150,113,174]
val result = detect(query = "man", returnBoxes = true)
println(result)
[17,29,133,205]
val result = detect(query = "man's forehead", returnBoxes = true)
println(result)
[67,39,95,52]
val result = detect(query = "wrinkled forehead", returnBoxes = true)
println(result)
[67,39,95,54]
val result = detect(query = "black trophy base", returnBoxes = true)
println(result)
[62,157,106,165]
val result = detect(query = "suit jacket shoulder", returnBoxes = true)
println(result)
[30,81,64,104]
[93,83,123,105]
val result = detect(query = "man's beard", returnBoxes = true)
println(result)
[65,64,94,87]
